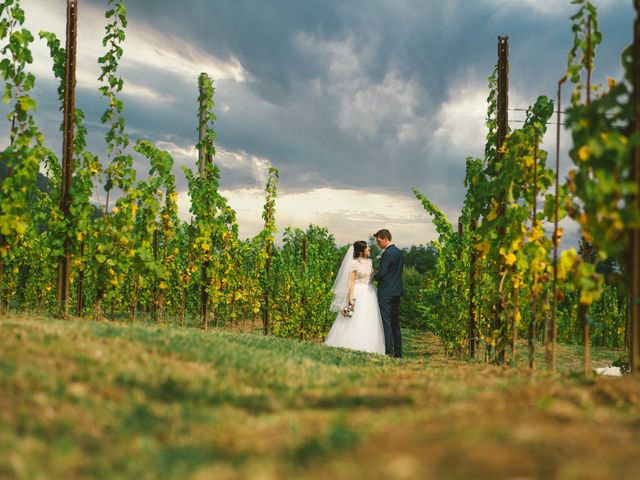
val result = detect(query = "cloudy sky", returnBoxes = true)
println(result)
[2,0,633,247]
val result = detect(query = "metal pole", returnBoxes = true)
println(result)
[549,76,567,372]
[56,0,78,316]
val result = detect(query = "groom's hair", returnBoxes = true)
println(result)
[374,229,392,241]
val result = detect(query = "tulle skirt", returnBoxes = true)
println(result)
[324,283,386,355]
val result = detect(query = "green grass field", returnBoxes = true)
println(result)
[1,315,639,479]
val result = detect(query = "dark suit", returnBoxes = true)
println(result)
[374,244,404,357]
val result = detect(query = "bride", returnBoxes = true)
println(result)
[324,241,386,354]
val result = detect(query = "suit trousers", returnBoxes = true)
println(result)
[378,294,402,357]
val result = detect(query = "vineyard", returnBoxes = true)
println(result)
[0,0,639,374]
[414,1,640,374]
[1,0,640,478]
[0,0,343,342]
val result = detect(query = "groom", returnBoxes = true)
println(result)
[373,229,404,358]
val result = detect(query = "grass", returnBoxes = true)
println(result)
[1,314,639,479]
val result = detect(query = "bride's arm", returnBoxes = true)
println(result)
[348,271,356,305]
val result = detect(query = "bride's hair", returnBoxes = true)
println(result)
[353,240,368,258]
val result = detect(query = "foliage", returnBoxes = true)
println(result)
[0,0,43,270]
[87,0,137,318]
[403,244,437,275]
[564,49,640,263]
[130,140,179,320]
[269,225,339,340]
[566,0,602,104]
[412,188,468,354]
[99,0,133,193]
[258,166,279,331]
[182,73,246,329]
[38,28,99,314]
[399,266,429,329]
[559,0,639,318]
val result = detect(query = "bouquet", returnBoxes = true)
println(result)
[341,299,355,317]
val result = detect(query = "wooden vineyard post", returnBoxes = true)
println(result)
[262,255,270,336]
[56,0,78,317]
[495,35,509,363]
[197,74,211,331]
[262,203,273,336]
[631,0,640,374]
[257,167,279,336]
[549,76,567,372]
[200,245,209,329]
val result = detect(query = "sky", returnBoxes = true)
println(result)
[1,0,634,248]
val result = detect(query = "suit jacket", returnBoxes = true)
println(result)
[374,244,404,297]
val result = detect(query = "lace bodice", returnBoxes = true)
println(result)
[352,258,373,284]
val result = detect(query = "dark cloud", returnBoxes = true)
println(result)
[2,0,634,230]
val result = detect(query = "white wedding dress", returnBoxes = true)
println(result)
[324,257,386,354]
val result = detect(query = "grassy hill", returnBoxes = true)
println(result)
[1,315,639,479]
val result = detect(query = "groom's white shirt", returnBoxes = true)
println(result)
[379,243,394,257]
